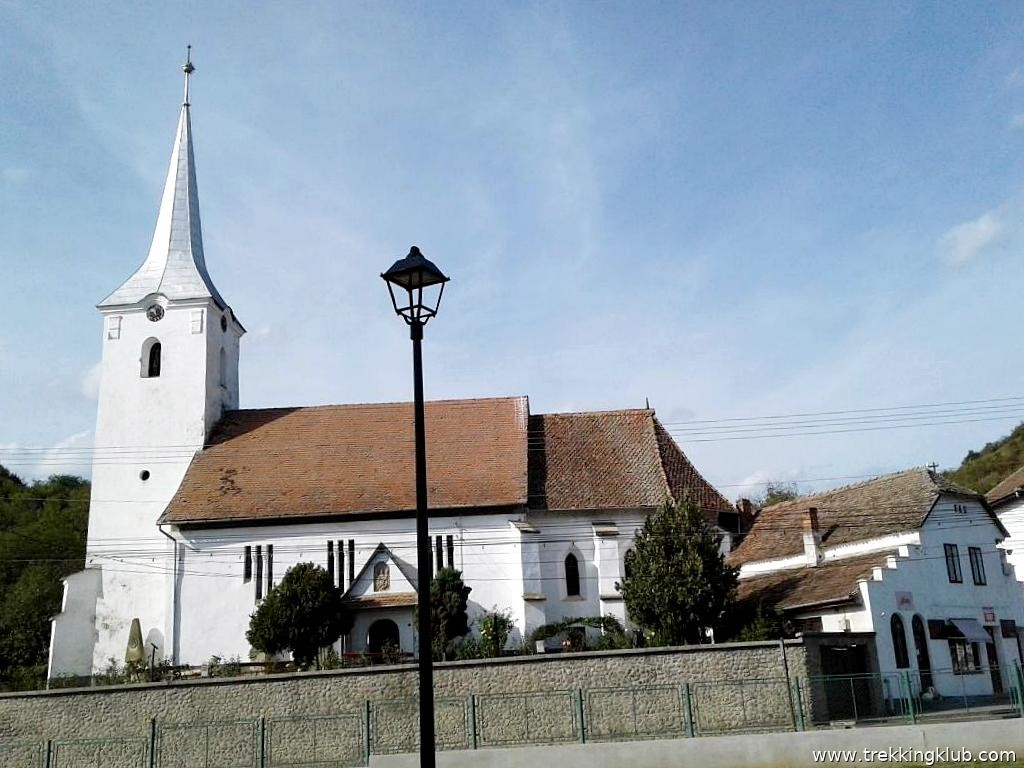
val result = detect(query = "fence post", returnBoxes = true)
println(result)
[148,717,156,768]
[363,700,372,766]
[574,689,586,744]
[792,679,805,731]
[468,694,478,749]
[682,683,695,737]
[902,671,916,724]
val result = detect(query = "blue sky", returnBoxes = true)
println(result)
[2,1,1024,498]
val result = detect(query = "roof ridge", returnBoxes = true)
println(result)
[535,408,655,418]
[759,467,933,510]
[224,395,528,414]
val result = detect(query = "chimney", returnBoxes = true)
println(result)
[802,506,822,565]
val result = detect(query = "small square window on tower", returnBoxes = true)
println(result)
[106,316,122,340]
[190,309,205,334]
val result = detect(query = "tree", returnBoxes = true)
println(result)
[618,500,738,646]
[246,563,352,669]
[757,481,799,508]
[429,568,471,661]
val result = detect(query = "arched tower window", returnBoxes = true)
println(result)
[565,552,581,597]
[891,614,910,668]
[141,339,162,378]
[219,347,227,387]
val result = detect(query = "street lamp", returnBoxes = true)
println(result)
[381,246,449,768]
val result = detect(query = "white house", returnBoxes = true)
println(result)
[728,469,1024,706]
[988,465,1024,579]
[46,61,734,677]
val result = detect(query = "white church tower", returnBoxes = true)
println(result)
[48,50,243,676]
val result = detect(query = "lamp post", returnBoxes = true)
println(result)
[381,246,450,768]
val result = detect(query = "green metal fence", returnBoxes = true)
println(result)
[4,667,1023,767]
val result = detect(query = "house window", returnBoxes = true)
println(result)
[948,639,981,674]
[243,546,252,582]
[944,544,962,583]
[565,553,580,597]
[891,614,910,668]
[373,563,390,592]
[106,316,122,340]
[190,309,204,334]
[969,547,986,585]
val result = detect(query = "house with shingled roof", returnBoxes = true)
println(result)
[728,468,1024,707]
[46,65,732,677]
[987,465,1024,581]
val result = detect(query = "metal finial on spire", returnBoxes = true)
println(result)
[182,45,195,106]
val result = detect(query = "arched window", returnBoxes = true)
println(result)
[891,614,910,668]
[219,347,227,387]
[565,553,580,597]
[912,614,933,688]
[141,339,161,378]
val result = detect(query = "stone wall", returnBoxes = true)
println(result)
[0,640,808,768]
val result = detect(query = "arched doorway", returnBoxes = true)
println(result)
[367,618,400,655]
[912,614,932,689]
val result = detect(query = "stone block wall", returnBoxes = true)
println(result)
[0,640,809,767]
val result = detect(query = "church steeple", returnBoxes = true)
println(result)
[99,47,227,310]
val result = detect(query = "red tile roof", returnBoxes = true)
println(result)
[727,468,987,567]
[161,397,529,525]
[161,398,730,526]
[343,593,418,609]
[528,409,731,523]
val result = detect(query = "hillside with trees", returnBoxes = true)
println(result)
[945,422,1024,495]
[0,464,90,689]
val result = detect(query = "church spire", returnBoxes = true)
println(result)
[99,47,227,310]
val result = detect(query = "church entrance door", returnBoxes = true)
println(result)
[367,619,400,656]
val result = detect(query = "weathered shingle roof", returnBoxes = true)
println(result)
[736,552,889,612]
[528,409,731,522]
[987,465,1024,507]
[728,468,985,567]
[161,397,530,525]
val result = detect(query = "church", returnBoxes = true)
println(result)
[46,58,734,677]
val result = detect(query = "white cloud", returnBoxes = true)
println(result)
[937,209,1005,267]
[80,362,102,400]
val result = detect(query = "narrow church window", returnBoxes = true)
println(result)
[190,309,204,334]
[244,546,252,582]
[348,540,355,584]
[147,343,161,377]
[107,316,122,340]
[267,544,274,592]
[435,535,443,573]
[255,545,263,600]
[446,535,454,569]
[219,347,227,387]
[327,541,334,583]
[337,540,344,589]
[891,614,909,668]
[374,563,390,592]
[565,553,581,597]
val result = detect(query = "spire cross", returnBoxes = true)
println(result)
[182,45,195,106]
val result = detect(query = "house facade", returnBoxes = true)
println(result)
[46,63,733,677]
[729,469,1024,705]
[988,465,1024,580]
